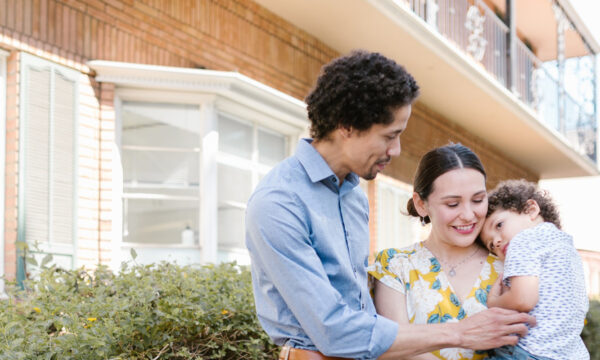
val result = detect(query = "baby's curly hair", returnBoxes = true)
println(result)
[305,50,420,140]
[487,179,561,229]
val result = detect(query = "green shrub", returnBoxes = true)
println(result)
[583,298,600,359]
[0,261,278,359]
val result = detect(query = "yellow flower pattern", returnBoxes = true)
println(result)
[368,242,503,360]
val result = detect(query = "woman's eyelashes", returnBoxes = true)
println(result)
[446,198,484,208]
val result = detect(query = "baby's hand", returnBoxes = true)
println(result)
[487,273,504,308]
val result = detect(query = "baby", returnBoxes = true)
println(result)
[480,179,589,360]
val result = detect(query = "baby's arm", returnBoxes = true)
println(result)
[487,274,539,312]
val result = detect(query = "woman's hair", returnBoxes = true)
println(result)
[406,143,486,224]
[487,179,561,229]
[305,50,420,140]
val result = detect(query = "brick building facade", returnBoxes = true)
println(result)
[1,0,593,292]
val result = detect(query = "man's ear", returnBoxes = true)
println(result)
[412,192,428,218]
[525,199,541,220]
[337,126,354,138]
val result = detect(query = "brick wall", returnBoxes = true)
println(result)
[0,0,337,100]
[384,102,537,188]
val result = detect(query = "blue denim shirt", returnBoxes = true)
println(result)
[246,139,398,359]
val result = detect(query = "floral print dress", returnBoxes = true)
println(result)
[368,242,503,360]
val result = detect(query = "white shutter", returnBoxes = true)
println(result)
[21,54,78,264]
[51,71,75,245]
[24,65,51,245]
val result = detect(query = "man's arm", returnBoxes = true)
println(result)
[373,278,536,360]
[373,280,442,360]
[246,189,397,359]
[487,275,539,312]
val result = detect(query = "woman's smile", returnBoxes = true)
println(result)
[452,223,477,234]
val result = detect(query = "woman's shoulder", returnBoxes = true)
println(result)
[374,242,423,263]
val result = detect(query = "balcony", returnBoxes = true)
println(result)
[403,0,597,163]
[255,0,599,177]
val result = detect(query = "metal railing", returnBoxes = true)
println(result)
[398,0,597,163]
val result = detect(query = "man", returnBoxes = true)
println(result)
[246,51,534,360]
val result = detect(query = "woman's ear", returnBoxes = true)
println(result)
[412,192,428,218]
[525,199,541,220]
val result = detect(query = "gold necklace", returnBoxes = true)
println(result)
[425,243,480,277]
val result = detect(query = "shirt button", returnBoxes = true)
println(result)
[361,303,365,310]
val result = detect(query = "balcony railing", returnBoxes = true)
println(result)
[400,0,597,163]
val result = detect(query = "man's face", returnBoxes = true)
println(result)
[344,105,411,180]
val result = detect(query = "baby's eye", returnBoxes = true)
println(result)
[496,221,503,229]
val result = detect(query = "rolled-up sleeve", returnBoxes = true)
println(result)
[246,188,398,359]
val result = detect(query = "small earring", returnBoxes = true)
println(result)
[420,217,426,226]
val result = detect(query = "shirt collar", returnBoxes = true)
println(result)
[295,138,360,187]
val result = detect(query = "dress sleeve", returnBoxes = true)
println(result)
[368,248,407,294]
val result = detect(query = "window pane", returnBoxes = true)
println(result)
[218,164,252,204]
[123,148,199,186]
[258,128,286,166]
[218,206,245,249]
[122,102,200,149]
[123,198,199,245]
[218,114,252,159]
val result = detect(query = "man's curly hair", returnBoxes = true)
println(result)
[487,179,561,229]
[305,50,420,140]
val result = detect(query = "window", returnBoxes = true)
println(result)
[19,53,79,269]
[217,114,286,252]
[90,62,308,266]
[121,102,201,245]
[376,177,426,251]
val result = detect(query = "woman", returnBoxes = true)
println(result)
[369,143,503,360]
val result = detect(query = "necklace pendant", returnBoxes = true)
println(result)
[449,268,456,277]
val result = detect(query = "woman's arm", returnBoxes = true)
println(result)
[373,280,440,360]
[487,275,539,312]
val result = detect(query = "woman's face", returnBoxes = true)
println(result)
[423,168,488,248]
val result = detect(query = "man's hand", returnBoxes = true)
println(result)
[457,307,536,350]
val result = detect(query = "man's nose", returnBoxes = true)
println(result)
[387,137,401,157]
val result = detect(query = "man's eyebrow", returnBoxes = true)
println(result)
[386,129,404,136]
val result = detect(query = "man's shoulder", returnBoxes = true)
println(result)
[247,157,308,208]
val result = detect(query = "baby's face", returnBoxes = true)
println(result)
[481,210,534,261]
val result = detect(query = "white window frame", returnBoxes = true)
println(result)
[89,62,308,266]
[0,49,8,296]
[19,53,79,270]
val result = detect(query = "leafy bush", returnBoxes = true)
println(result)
[583,298,600,359]
[0,261,278,359]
